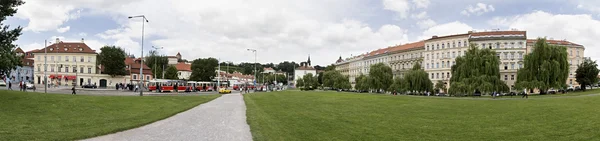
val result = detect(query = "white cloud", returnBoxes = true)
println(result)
[461,3,495,16]
[383,0,411,19]
[412,0,430,9]
[411,11,428,19]
[78,32,88,37]
[488,11,600,62]
[575,0,600,15]
[56,26,71,33]
[13,0,398,65]
[419,21,473,40]
[417,19,437,29]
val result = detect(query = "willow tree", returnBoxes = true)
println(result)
[369,63,393,92]
[448,43,509,96]
[401,62,433,94]
[354,74,370,92]
[515,38,569,93]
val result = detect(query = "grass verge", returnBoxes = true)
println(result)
[0,90,220,141]
[245,90,600,141]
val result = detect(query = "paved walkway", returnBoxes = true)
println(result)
[82,94,253,141]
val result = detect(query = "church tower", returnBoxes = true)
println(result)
[307,55,311,66]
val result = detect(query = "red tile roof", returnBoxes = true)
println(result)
[22,59,34,67]
[29,42,96,54]
[526,39,582,46]
[264,67,274,71]
[387,41,425,53]
[296,66,315,70]
[175,63,191,71]
[470,31,526,36]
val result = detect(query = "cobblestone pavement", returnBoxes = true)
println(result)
[82,94,252,141]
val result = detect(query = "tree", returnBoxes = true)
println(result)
[164,65,179,79]
[434,80,447,94]
[296,78,304,88]
[402,62,433,94]
[189,58,218,81]
[354,74,369,92]
[515,38,569,94]
[146,50,169,79]
[0,0,25,76]
[317,71,324,87]
[334,75,352,90]
[98,46,128,77]
[448,44,509,96]
[575,58,600,91]
[277,61,299,76]
[302,73,318,90]
[369,63,393,92]
[323,70,343,88]
[325,64,336,71]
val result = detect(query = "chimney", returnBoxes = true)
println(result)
[81,38,85,43]
[55,38,60,43]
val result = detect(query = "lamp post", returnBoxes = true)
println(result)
[247,49,257,88]
[152,46,163,79]
[44,40,47,93]
[129,15,149,96]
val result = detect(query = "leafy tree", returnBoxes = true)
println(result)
[354,74,369,92]
[0,0,25,76]
[575,57,600,91]
[402,62,433,94]
[323,70,343,88]
[189,58,218,81]
[146,50,168,79]
[317,71,324,86]
[448,44,509,96]
[277,61,299,77]
[164,65,179,79]
[296,78,304,88]
[434,80,447,94]
[325,64,336,71]
[515,38,569,94]
[334,75,352,90]
[369,63,393,92]
[98,46,127,77]
[388,77,403,92]
[302,73,318,90]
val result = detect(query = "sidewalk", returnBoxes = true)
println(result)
[82,94,252,141]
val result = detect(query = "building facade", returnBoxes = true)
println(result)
[175,62,192,80]
[469,31,527,90]
[335,30,586,91]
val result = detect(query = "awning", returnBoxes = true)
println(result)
[65,76,77,80]
[49,75,63,79]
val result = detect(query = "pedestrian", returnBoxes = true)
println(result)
[522,90,528,99]
[71,86,76,95]
[33,85,36,92]
[174,83,178,93]
[135,84,139,92]
[8,82,12,90]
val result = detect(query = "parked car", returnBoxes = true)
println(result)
[25,82,35,89]
[547,89,557,94]
[81,84,97,89]
[567,86,574,91]
[0,80,6,86]
[473,90,482,96]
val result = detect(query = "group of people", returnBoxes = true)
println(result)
[9,81,35,92]
[115,83,139,91]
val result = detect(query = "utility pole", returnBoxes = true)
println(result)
[128,15,149,96]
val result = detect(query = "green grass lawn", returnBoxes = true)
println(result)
[0,90,220,141]
[244,90,600,141]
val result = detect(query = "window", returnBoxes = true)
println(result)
[133,75,137,80]
[38,56,41,61]
[88,57,91,62]
[519,42,524,48]
[73,67,76,72]
[452,41,456,47]
[442,62,445,68]
[577,50,580,57]
[51,66,54,72]
[426,63,429,69]
[510,42,515,48]
[488,43,492,49]
[519,53,523,59]
[437,44,439,50]
[452,52,455,58]
[447,43,450,48]
[511,75,515,80]
[431,73,434,79]
[73,56,76,62]
[504,65,508,70]
[570,60,572,65]
[481,43,485,48]
[511,64,514,69]
[51,56,54,61]
[436,63,439,68]
[426,54,429,60]
[58,65,61,72]
[458,41,462,47]
[447,72,450,78]
[442,53,445,58]
[504,53,508,59]
[65,56,69,61]
[458,51,461,57]
[80,67,83,73]
[427,45,429,50]
[436,73,439,79]
[510,53,514,59]
[442,73,445,78]
[37,66,40,72]
[496,43,500,49]
[518,64,522,69]
[147,76,150,80]
[505,75,508,80]
[58,56,62,62]
[88,68,91,74]
[442,43,445,49]
[80,56,84,62]
[464,40,467,46]
[570,50,573,56]
[65,67,69,73]
[436,53,439,59]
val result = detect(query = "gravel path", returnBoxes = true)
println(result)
[82,94,253,141]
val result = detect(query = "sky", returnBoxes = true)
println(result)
[6,0,600,66]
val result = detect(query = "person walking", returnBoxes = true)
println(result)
[71,86,76,95]
[8,82,12,90]
[134,84,139,92]
[522,90,528,99]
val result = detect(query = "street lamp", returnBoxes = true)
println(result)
[129,15,149,96]
[247,49,257,88]
[152,46,163,79]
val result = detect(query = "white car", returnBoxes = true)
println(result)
[0,80,6,86]
[25,82,35,89]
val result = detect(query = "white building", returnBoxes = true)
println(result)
[31,38,130,87]
[175,62,192,80]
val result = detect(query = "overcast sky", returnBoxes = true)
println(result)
[6,0,600,66]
